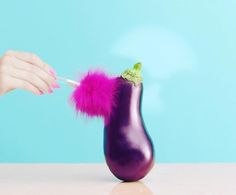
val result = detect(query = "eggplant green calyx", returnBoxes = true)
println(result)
[121,62,143,85]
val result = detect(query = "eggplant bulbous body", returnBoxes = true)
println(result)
[104,77,154,181]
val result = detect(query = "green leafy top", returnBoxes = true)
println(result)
[121,62,143,85]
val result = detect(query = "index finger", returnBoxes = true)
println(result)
[5,50,54,75]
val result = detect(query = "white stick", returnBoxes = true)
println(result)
[57,76,80,88]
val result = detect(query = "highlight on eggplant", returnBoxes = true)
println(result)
[70,63,155,181]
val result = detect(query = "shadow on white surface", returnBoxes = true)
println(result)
[110,181,153,195]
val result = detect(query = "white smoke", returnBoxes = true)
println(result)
[112,26,196,112]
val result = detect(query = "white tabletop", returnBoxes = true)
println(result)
[0,163,235,195]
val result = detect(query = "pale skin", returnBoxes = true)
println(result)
[0,50,60,96]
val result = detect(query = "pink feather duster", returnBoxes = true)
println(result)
[71,71,119,123]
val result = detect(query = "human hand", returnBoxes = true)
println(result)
[0,50,60,96]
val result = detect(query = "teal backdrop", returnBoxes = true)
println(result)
[0,0,235,163]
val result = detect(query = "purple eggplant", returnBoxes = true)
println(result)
[104,63,154,181]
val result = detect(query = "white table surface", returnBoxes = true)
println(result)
[0,163,235,195]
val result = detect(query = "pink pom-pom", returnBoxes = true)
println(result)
[71,71,119,122]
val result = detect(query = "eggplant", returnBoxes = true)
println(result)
[104,63,154,182]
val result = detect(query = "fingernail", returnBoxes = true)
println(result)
[52,82,60,89]
[49,69,57,78]
[48,89,53,94]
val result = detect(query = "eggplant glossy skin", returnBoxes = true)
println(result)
[104,77,154,181]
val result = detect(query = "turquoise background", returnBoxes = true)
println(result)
[0,0,235,163]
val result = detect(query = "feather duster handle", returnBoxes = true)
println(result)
[57,76,80,87]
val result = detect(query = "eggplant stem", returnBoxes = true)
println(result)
[134,62,142,71]
[121,62,143,85]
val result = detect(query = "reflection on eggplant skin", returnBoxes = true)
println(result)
[110,181,153,195]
